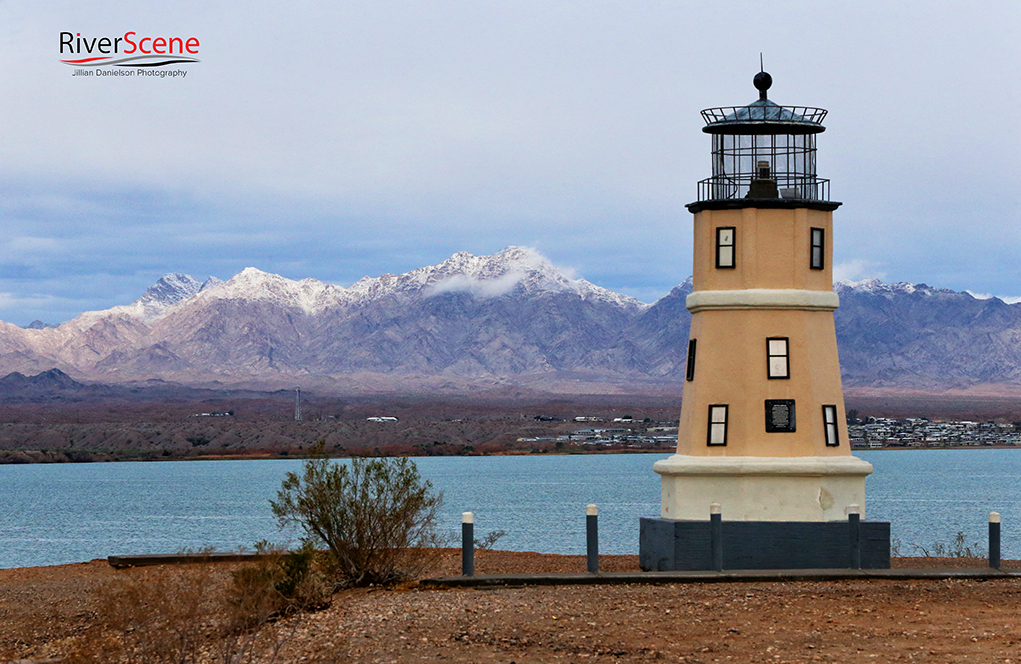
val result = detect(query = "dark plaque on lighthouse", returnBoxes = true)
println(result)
[765,399,796,432]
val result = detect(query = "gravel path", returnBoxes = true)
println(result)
[3,551,1021,663]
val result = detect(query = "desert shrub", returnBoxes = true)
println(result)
[909,530,987,559]
[64,565,218,663]
[219,543,331,662]
[474,529,508,550]
[63,553,331,664]
[271,442,443,587]
[274,543,318,599]
[227,541,329,630]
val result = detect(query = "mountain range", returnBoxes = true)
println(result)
[0,246,1018,395]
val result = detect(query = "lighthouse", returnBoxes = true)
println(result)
[640,71,890,570]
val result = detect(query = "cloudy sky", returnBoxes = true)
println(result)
[1,1,1018,325]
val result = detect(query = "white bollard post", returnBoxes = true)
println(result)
[586,504,599,573]
[462,512,474,576]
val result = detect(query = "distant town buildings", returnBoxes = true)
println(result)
[518,420,679,449]
[849,417,1021,448]
[516,415,1021,451]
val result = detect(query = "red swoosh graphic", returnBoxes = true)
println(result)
[61,57,113,64]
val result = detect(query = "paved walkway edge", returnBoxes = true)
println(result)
[421,568,1021,587]
[107,552,274,568]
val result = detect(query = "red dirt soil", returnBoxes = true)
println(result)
[3,551,1021,663]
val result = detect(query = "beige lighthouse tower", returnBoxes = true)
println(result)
[640,71,888,570]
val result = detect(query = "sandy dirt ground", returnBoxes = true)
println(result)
[2,551,1021,663]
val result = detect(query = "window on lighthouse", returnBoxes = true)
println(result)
[823,405,840,446]
[685,339,697,381]
[707,405,728,446]
[715,227,736,269]
[810,228,825,270]
[767,337,790,379]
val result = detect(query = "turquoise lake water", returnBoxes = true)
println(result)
[2,449,1018,568]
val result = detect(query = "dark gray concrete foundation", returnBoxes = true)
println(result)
[640,518,891,571]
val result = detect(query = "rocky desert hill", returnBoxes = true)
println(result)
[0,246,1019,395]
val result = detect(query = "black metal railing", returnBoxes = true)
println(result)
[697,176,830,202]
[701,105,828,127]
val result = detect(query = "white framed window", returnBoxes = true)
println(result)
[767,337,790,379]
[685,339,697,381]
[716,227,735,269]
[823,405,840,447]
[810,227,825,270]
[707,404,728,446]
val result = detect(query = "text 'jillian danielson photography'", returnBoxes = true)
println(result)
[71,68,190,78]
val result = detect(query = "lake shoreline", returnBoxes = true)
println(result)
[5,443,1021,465]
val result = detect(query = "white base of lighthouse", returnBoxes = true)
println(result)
[655,455,873,522]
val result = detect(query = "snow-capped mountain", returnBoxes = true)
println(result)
[105,273,223,323]
[0,248,655,389]
[834,279,959,298]
[0,249,1019,393]
[195,267,353,315]
[834,278,1021,388]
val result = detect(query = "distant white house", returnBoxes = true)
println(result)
[367,416,399,422]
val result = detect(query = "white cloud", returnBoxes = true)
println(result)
[966,291,1021,305]
[7,237,62,253]
[833,259,886,283]
[0,292,59,311]
[427,271,526,298]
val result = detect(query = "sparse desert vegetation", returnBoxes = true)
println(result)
[4,551,1021,663]
[0,394,683,462]
[5,391,1021,463]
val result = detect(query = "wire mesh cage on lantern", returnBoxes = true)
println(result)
[696,71,832,203]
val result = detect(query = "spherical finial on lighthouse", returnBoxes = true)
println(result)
[753,70,772,100]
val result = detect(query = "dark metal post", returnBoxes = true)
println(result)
[990,512,1001,569]
[847,504,861,569]
[461,512,474,576]
[586,504,599,573]
[710,503,723,572]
